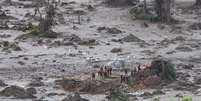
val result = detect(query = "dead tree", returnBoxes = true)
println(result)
[155,0,172,23]
[196,0,201,6]
[38,0,59,33]
[4,0,12,5]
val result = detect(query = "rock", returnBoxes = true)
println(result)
[141,22,149,28]
[63,41,74,46]
[152,90,165,95]
[97,27,122,34]
[174,81,199,91]
[175,46,192,52]
[0,80,7,87]
[28,80,45,87]
[0,86,36,99]
[182,64,194,70]
[47,92,64,97]
[159,38,174,46]
[18,61,25,65]
[105,0,134,6]
[189,23,201,30]
[62,92,88,101]
[78,39,98,46]
[121,34,144,43]
[73,10,87,15]
[26,88,37,95]
[194,77,201,84]
[0,10,8,19]
[140,92,153,99]
[111,39,122,43]
[107,27,122,34]
[175,93,183,98]
[0,41,22,51]
[64,34,82,43]
[157,24,166,30]
[55,79,82,91]
[111,48,122,53]
[166,51,176,55]
[172,36,186,41]
[87,5,95,11]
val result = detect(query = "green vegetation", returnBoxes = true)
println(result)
[16,25,58,40]
[109,88,129,101]
[129,6,159,22]
[181,96,192,101]
[151,59,176,81]
[161,61,176,81]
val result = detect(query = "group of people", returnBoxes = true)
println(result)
[91,66,113,80]
[91,63,161,83]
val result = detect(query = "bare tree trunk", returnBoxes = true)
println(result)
[143,0,147,14]
[155,0,171,23]
[4,0,12,5]
[196,0,201,5]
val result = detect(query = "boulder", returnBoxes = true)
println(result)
[0,86,36,99]
[121,34,144,43]
[26,88,37,95]
[62,92,88,101]
[189,23,201,30]
[97,27,122,34]
[64,34,82,43]
[111,48,122,53]
[140,92,153,99]
[78,39,98,46]
[0,80,7,87]
[28,80,45,87]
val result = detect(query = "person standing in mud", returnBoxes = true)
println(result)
[98,67,104,78]
[124,68,128,75]
[92,72,96,80]
[137,64,141,71]
[109,67,112,76]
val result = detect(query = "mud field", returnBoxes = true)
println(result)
[0,0,201,101]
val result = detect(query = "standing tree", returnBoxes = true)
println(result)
[4,0,12,5]
[38,0,59,36]
[196,0,201,6]
[155,0,172,23]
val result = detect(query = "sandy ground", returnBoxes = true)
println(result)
[0,0,201,101]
